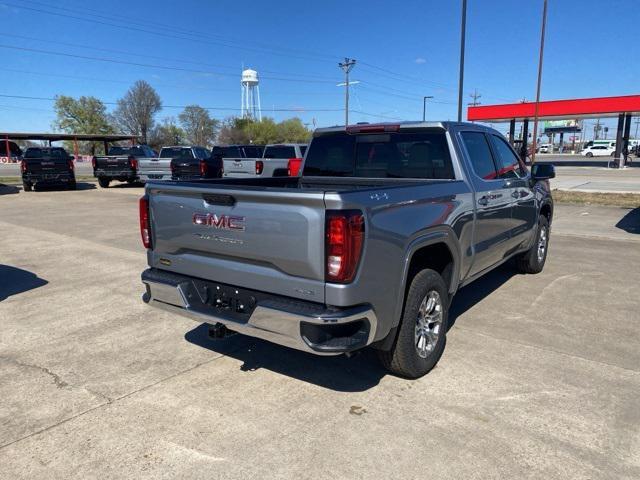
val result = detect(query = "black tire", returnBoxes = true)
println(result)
[68,180,77,190]
[516,215,550,274]
[378,269,449,379]
[586,152,593,158]
[98,177,110,188]
[22,181,33,192]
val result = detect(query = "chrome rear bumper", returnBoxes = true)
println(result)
[141,268,377,355]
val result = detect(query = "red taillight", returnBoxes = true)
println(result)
[255,160,264,175]
[91,156,96,169]
[287,158,302,177]
[346,123,400,134]
[325,211,365,283]
[139,196,152,249]
[20,160,27,173]
[199,159,208,176]
[68,159,74,171]
[129,156,138,170]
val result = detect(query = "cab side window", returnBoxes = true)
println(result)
[460,132,498,180]
[490,135,525,179]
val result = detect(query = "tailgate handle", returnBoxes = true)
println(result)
[203,194,236,206]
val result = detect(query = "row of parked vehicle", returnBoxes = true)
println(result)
[16,141,308,191]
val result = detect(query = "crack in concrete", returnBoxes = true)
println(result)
[0,347,239,451]
[0,356,112,403]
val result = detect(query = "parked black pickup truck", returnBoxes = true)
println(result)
[21,147,76,191]
[93,145,156,188]
[167,146,221,181]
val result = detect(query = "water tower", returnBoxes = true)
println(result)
[241,69,262,121]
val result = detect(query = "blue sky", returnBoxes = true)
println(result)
[0,0,638,137]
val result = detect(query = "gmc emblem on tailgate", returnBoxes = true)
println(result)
[193,212,245,231]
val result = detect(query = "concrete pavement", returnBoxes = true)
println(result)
[0,185,639,479]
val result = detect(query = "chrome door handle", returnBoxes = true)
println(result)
[478,196,489,206]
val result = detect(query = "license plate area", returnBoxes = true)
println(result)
[183,278,265,323]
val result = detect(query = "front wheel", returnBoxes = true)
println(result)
[22,181,33,192]
[97,177,110,188]
[516,215,550,274]
[586,152,593,158]
[378,269,449,379]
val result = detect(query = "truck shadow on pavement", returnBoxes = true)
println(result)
[448,262,515,330]
[615,207,640,234]
[0,184,20,195]
[183,261,518,390]
[0,265,48,301]
[185,323,387,391]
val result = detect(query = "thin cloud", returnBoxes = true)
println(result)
[415,57,427,64]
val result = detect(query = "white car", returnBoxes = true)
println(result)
[581,145,615,157]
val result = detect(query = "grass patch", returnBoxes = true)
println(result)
[553,189,640,208]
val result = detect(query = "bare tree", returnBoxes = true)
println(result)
[178,105,219,147]
[113,80,161,144]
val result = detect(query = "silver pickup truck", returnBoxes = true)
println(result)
[222,143,306,178]
[140,122,554,378]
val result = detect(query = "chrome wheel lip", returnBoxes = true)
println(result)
[537,225,548,263]
[414,290,443,359]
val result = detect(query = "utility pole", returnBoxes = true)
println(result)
[530,0,547,165]
[423,96,434,121]
[468,89,482,106]
[457,0,467,122]
[594,118,601,140]
[339,58,356,126]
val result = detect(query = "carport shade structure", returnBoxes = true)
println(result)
[1,132,140,162]
[467,94,640,168]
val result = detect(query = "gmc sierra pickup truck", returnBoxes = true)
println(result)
[222,143,306,178]
[93,145,156,188]
[140,122,554,378]
[166,146,221,181]
[21,147,76,191]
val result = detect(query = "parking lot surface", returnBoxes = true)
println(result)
[1,184,639,479]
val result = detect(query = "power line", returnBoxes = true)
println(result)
[0,44,338,84]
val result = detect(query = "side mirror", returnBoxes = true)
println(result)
[531,163,555,180]
[68,155,75,160]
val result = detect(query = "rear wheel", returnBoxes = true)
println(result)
[22,181,33,192]
[516,215,550,274]
[586,152,593,158]
[378,269,448,379]
[98,177,110,188]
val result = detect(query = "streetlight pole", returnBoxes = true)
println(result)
[339,58,356,126]
[530,0,548,165]
[457,0,467,122]
[423,96,434,121]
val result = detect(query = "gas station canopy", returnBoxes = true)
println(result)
[468,94,640,122]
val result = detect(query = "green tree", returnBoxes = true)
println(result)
[217,117,253,144]
[53,95,115,154]
[246,118,279,145]
[277,117,312,143]
[178,105,219,147]
[113,80,162,144]
[149,118,185,151]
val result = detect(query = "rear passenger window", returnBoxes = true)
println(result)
[460,132,497,180]
[303,131,454,179]
[490,135,524,178]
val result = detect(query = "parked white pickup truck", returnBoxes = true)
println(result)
[222,143,307,178]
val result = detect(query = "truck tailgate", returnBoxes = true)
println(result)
[138,157,170,179]
[147,183,327,302]
[222,158,258,177]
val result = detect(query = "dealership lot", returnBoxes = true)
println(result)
[0,185,639,479]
